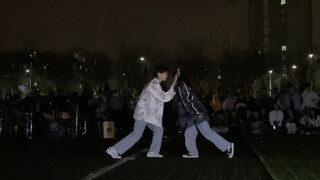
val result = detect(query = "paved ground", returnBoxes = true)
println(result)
[97,134,272,180]
[3,130,320,180]
[0,132,273,180]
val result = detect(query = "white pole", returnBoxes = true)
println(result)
[269,74,272,97]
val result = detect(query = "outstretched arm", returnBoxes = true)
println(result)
[150,68,180,102]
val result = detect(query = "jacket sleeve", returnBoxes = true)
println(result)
[188,88,208,115]
[150,81,176,102]
[178,102,188,116]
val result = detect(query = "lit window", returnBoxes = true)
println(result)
[281,0,286,5]
[282,46,287,51]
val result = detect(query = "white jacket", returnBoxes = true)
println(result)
[269,110,284,126]
[133,78,176,127]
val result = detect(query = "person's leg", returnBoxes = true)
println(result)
[113,120,147,155]
[197,121,231,152]
[184,125,199,156]
[146,123,164,154]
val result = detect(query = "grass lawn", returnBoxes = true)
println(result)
[247,134,320,180]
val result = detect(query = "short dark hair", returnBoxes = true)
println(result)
[177,72,190,87]
[154,65,168,77]
[305,82,311,88]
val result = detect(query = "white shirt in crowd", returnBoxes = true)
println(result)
[269,110,284,127]
[299,115,320,128]
[301,90,319,109]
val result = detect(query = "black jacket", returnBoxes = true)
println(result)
[176,82,209,130]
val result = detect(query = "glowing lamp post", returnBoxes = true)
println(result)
[268,70,273,97]
[308,53,315,88]
[25,69,32,92]
[139,56,151,77]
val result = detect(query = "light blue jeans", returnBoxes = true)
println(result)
[113,120,163,155]
[185,121,231,156]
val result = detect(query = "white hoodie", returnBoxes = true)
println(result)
[133,78,176,127]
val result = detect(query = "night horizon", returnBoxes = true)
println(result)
[0,0,249,60]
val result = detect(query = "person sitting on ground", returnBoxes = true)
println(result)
[269,103,284,132]
[299,108,319,135]
[245,93,260,129]
[222,94,238,129]
[210,93,222,114]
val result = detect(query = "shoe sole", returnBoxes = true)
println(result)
[182,156,199,159]
[146,156,163,158]
[146,155,163,158]
[228,143,234,159]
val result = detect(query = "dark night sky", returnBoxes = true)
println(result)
[0,0,248,60]
[312,0,320,51]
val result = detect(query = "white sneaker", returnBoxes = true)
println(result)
[106,147,121,159]
[227,143,234,159]
[182,154,199,158]
[146,151,163,158]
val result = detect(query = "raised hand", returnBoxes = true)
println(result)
[172,68,180,86]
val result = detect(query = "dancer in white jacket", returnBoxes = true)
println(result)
[106,66,180,159]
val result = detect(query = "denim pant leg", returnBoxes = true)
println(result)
[113,120,147,155]
[146,123,164,154]
[184,125,199,156]
[196,121,231,152]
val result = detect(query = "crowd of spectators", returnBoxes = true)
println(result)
[0,88,136,140]
[0,82,319,140]
[208,83,320,135]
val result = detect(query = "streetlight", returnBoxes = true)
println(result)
[139,56,151,77]
[308,53,315,88]
[123,73,128,89]
[25,69,32,92]
[291,65,298,83]
[268,70,273,97]
[308,53,314,59]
